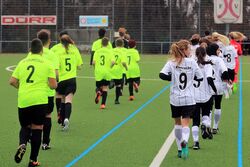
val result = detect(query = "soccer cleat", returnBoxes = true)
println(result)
[28,160,41,167]
[62,119,69,131]
[41,144,51,150]
[207,127,213,139]
[212,128,219,134]
[133,82,139,93]
[100,104,106,109]
[192,142,200,150]
[201,124,209,139]
[14,144,26,163]
[129,96,135,101]
[114,100,120,104]
[181,141,188,159]
[177,150,182,158]
[95,91,102,104]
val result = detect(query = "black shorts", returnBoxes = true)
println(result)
[48,96,54,114]
[96,79,110,88]
[170,104,196,118]
[57,78,77,96]
[114,79,122,86]
[126,77,140,85]
[18,104,47,127]
[228,68,235,82]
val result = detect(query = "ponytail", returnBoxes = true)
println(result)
[60,35,74,54]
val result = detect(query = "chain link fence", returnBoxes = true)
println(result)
[1,0,250,54]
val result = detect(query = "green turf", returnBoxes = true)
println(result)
[0,54,248,167]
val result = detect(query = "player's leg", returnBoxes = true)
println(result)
[29,104,46,167]
[15,108,31,163]
[95,81,102,104]
[213,95,223,134]
[201,99,213,139]
[42,96,54,150]
[171,105,182,158]
[192,104,200,149]
[100,81,109,109]
[127,78,134,100]
[133,77,140,93]
[114,79,122,104]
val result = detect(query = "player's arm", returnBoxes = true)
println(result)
[207,77,217,94]
[159,62,172,81]
[9,77,19,89]
[48,77,57,89]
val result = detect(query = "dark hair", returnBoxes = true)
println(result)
[60,35,74,54]
[204,30,210,36]
[31,38,43,54]
[37,29,50,45]
[59,30,68,37]
[196,47,213,65]
[102,37,109,47]
[98,28,106,38]
[128,39,136,48]
[115,38,124,47]
[206,43,219,56]
[199,37,212,46]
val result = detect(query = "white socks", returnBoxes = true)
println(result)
[192,126,199,142]
[182,126,190,143]
[202,115,211,127]
[174,125,182,150]
[213,109,221,129]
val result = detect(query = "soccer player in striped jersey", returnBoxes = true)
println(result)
[55,35,83,130]
[93,37,115,109]
[206,43,229,134]
[126,40,141,101]
[212,32,225,58]
[192,47,217,150]
[111,38,128,104]
[159,40,203,159]
[229,31,244,92]
[10,39,57,167]
[37,29,59,150]
[190,34,200,60]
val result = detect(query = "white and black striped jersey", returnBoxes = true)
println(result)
[208,55,228,95]
[160,58,203,106]
[222,45,237,70]
[194,63,213,103]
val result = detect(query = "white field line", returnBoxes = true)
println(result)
[5,65,250,83]
[149,129,175,167]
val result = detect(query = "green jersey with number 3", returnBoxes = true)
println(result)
[93,47,113,81]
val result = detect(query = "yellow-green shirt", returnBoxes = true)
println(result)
[111,47,127,79]
[55,44,83,82]
[43,47,59,97]
[12,54,56,108]
[126,48,140,78]
[92,39,112,52]
[93,47,113,81]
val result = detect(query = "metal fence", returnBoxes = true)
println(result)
[1,0,250,54]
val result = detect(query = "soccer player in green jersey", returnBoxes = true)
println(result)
[90,28,112,65]
[111,38,128,104]
[126,40,141,101]
[50,30,69,124]
[37,29,59,150]
[9,39,57,167]
[55,34,83,130]
[93,37,115,109]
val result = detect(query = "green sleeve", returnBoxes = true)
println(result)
[12,62,21,79]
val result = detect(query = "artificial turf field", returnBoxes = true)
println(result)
[0,54,249,167]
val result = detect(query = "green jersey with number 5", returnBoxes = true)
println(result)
[56,44,83,82]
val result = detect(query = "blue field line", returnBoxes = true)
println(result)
[238,58,243,167]
[65,84,171,167]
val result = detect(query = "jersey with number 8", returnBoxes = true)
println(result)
[160,58,203,106]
